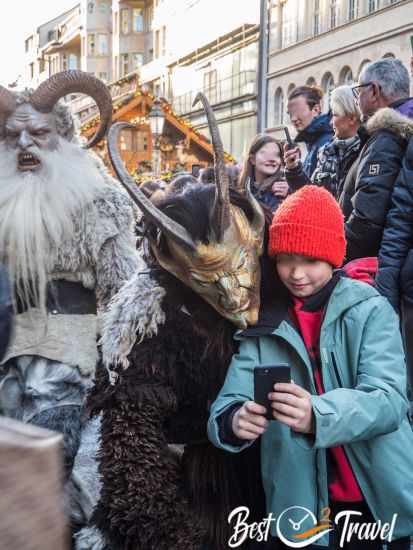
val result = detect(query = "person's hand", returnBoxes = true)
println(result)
[283,144,301,170]
[232,401,269,441]
[269,383,314,434]
[271,180,289,198]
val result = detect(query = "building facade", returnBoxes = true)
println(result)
[24,0,260,161]
[266,0,413,137]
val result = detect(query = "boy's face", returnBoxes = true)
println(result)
[276,254,333,298]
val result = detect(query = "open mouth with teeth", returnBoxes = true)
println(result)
[18,152,41,172]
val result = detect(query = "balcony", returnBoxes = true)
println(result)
[172,70,256,116]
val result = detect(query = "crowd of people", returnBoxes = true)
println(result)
[0,56,413,550]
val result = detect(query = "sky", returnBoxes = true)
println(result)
[0,1,78,86]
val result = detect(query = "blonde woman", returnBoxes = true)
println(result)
[284,84,362,198]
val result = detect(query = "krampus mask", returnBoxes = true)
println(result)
[0,69,112,169]
[108,92,265,328]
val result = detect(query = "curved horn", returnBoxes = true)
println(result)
[192,92,230,241]
[0,85,16,116]
[245,178,265,236]
[30,70,112,148]
[108,122,196,252]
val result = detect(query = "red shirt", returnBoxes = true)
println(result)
[290,295,363,502]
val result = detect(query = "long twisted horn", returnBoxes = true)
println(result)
[192,92,230,241]
[30,70,112,148]
[108,122,196,252]
[0,85,16,117]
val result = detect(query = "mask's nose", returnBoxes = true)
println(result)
[217,277,243,310]
[17,130,34,150]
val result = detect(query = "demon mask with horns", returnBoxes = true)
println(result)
[107,92,265,329]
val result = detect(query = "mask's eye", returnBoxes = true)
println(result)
[6,130,19,138]
[32,129,50,137]
[191,272,211,287]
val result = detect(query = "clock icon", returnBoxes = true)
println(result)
[276,506,332,548]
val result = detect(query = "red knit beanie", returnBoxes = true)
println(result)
[268,185,346,268]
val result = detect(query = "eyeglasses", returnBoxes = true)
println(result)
[351,82,374,99]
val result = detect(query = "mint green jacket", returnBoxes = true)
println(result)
[208,278,413,545]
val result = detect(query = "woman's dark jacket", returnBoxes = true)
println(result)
[294,113,333,178]
[0,265,13,361]
[339,102,413,261]
[285,133,362,199]
[376,118,413,311]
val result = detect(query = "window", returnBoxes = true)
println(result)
[98,34,108,55]
[339,66,354,85]
[314,0,320,36]
[68,54,78,70]
[131,52,144,69]
[30,63,34,80]
[62,53,68,71]
[99,72,108,82]
[121,9,129,34]
[114,12,119,34]
[133,8,144,32]
[161,26,166,56]
[204,70,217,104]
[88,33,96,55]
[155,29,160,58]
[114,55,118,80]
[48,30,57,42]
[306,77,317,86]
[348,0,359,20]
[121,53,129,76]
[88,2,94,14]
[281,2,298,48]
[368,0,379,12]
[330,0,337,29]
[383,52,395,58]
[98,2,108,13]
[322,72,335,111]
[274,88,284,126]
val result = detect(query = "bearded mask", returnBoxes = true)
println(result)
[108,93,265,329]
[0,71,113,310]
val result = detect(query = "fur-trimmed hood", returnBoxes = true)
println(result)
[366,106,413,140]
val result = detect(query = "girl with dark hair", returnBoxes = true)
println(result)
[239,134,289,213]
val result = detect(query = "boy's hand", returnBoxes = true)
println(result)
[232,401,269,441]
[283,144,301,170]
[269,383,314,434]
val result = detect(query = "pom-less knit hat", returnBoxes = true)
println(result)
[268,185,346,268]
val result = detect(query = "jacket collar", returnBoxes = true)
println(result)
[238,276,379,338]
[366,106,413,140]
[295,113,332,144]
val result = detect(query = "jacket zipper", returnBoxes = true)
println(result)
[330,351,343,388]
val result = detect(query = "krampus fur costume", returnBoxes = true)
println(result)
[82,93,272,550]
[0,71,139,526]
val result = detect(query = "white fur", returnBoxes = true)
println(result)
[0,138,107,310]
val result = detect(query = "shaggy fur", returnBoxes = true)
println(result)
[88,264,266,550]
[366,106,413,140]
[31,405,82,479]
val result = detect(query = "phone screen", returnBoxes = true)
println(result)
[254,365,291,420]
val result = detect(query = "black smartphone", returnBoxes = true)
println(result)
[254,365,291,421]
[283,126,295,150]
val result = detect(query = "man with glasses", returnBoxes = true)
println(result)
[339,58,412,260]
[342,58,413,550]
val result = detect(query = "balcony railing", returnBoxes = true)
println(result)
[172,70,256,115]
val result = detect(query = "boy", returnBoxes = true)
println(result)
[208,186,413,549]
